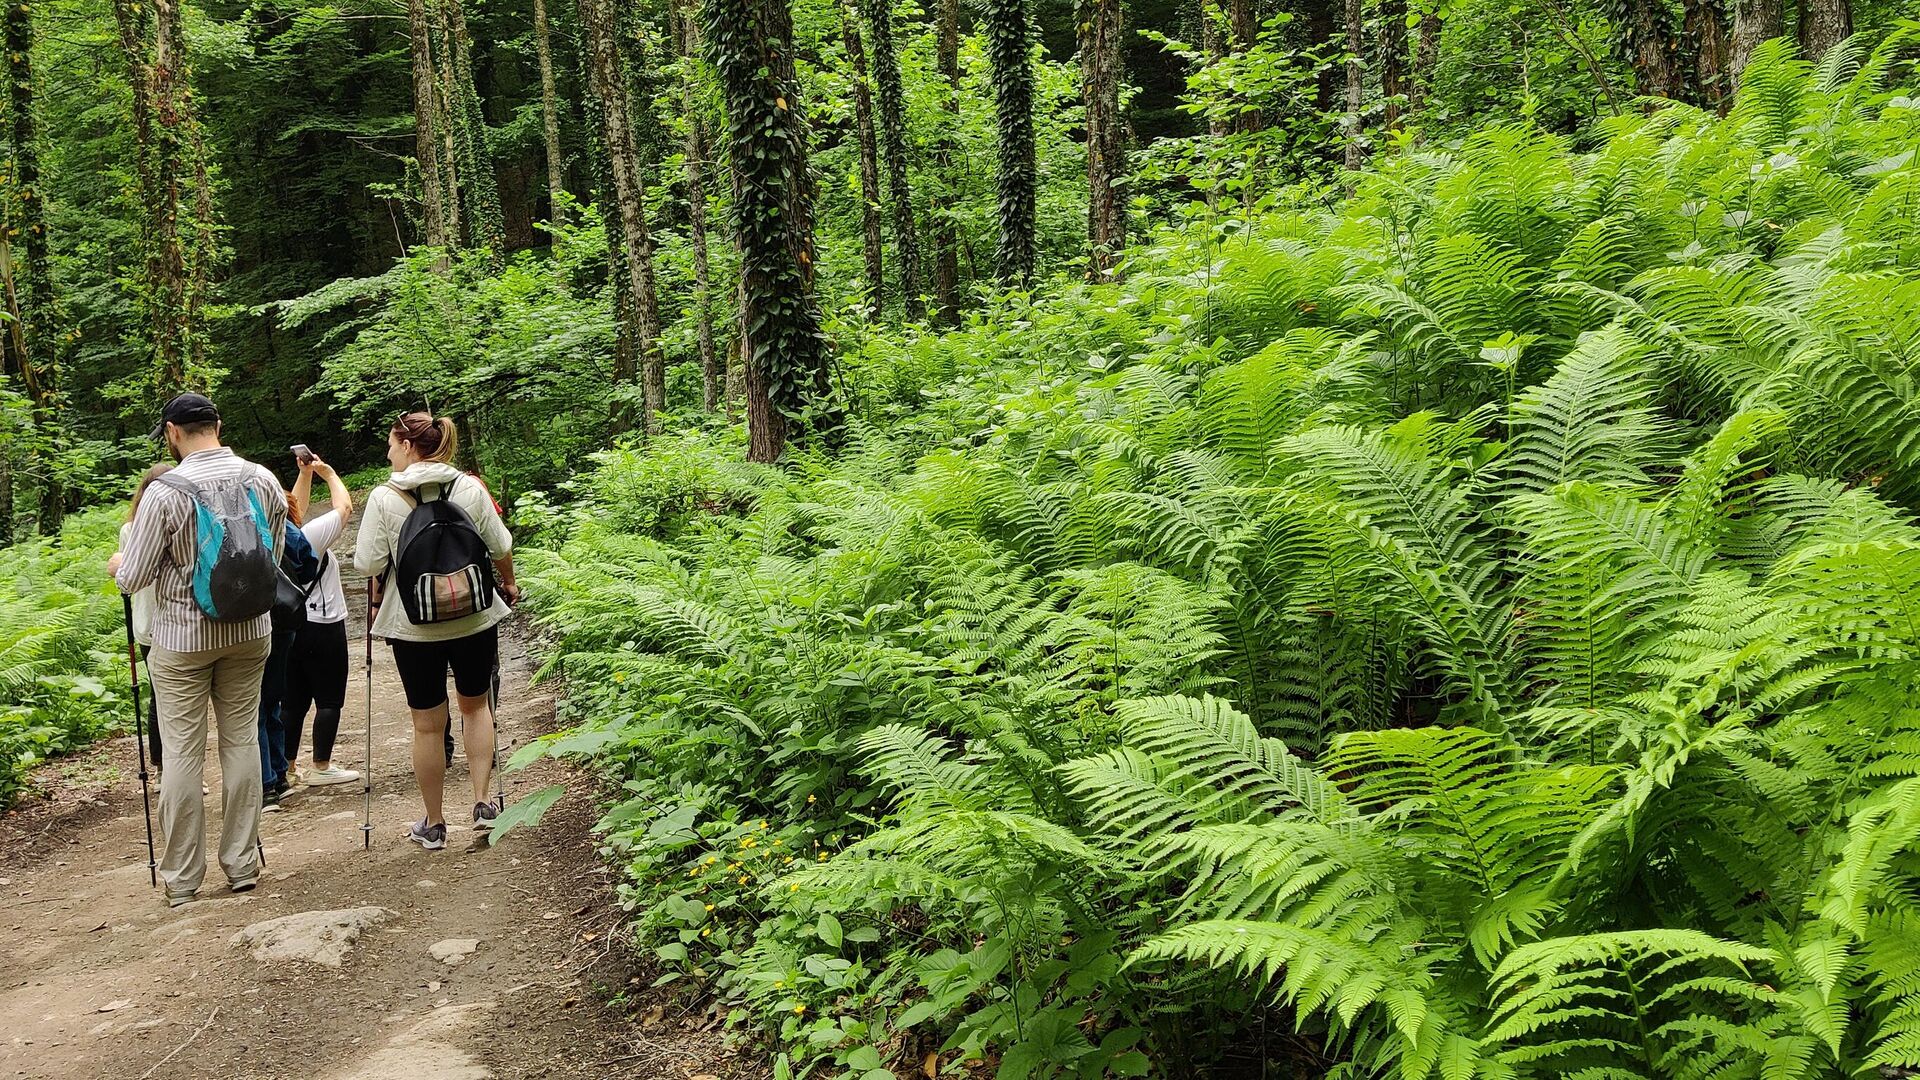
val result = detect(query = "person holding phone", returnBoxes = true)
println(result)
[281,447,359,787]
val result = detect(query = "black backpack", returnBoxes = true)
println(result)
[387,478,495,624]
[271,523,324,636]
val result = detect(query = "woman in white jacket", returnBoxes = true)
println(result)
[354,411,521,851]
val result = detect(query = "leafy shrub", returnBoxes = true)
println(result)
[516,35,1920,1079]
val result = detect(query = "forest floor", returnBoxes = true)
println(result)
[0,552,750,1079]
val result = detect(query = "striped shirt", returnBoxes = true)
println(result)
[115,447,289,653]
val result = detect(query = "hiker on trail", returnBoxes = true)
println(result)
[118,464,171,781]
[355,411,521,851]
[108,393,287,906]
[259,498,321,812]
[281,449,359,788]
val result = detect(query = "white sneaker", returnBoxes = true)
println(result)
[305,766,361,787]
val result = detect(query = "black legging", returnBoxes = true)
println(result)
[282,619,349,764]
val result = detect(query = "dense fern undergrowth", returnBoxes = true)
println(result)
[0,510,132,806]
[511,34,1920,1079]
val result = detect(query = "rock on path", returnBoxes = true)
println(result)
[229,906,393,968]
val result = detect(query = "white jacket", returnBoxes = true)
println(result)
[354,462,513,642]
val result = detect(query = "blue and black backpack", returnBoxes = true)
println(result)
[155,471,279,622]
[272,523,323,636]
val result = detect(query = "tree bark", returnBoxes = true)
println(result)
[1799,0,1850,61]
[1408,11,1439,116]
[429,1,464,244]
[1380,0,1406,129]
[929,0,960,324]
[579,0,666,432]
[1728,0,1781,92]
[1343,0,1366,171]
[841,0,888,310]
[574,23,636,391]
[675,0,722,411]
[1228,0,1262,133]
[1080,0,1124,280]
[705,0,837,462]
[408,0,452,249]
[1682,0,1730,108]
[5,0,59,531]
[1619,0,1681,99]
[1305,0,1337,114]
[982,0,1036,288]
[533,0,567,225]
[863,0,923,318]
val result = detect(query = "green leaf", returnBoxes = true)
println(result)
[482,783,566,845]
[817,912,843,949]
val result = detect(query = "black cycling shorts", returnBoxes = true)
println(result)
[389,626,498,710]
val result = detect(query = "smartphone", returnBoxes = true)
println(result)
[290,444,315,465]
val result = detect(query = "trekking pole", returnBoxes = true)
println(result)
[362,579,375,851]
[120,595,158,888]
[489,655,504,813]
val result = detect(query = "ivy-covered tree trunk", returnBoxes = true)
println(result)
[1799,0,1850,60]
[1080,0,1124,281]
[407,0,451,250]
[705,0,837,462]
[841,0,887,310]
[533,0,566,225]
[929,0,960,324]
[1727,0,1780,90]
[148,0,208,392]
[428,2,464,243]
[1620,0,1681,98]
[441,0,505,261]
[579,0,666,432]
[1683,0,1731,107]
[1380,0,1406,129]
[675,0,722,411]
[574,38,636,397]
[6,0,59,531]
[982,0,1035,288]
[863,0,923,319]
[1409,11,1440,115]
[1343,0,1365,171]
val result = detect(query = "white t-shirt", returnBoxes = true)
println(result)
[118,523,157,648]
[300,510,349,624]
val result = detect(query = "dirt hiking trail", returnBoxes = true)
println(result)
[0,551,744,1080]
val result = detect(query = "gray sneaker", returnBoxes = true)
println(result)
[406,818,447,850]
[472,801,498,832]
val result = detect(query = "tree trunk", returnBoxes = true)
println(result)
[429,0,464,244]
[575,25,636,391]
[841,0,888,310]
[1343,0,1366,171]
[705,0,837,462]
[1228,0,1262,132]
[982,0,1036,288]
[1408,12,1439,115]
[1200,0,1228,139]
[442,0,505,260]
[1728,0,1781,92]
[5,0,59,532]
[1682,0,1730,108]
[148,0,212,393]
[1080,0,1124,280]
[533,0,567,225]
[1799,0,1849,61]
[1305,0,1337,114]
[408,0,452,249]
[1620,0,1681,99]
[675,0,722,411]
[579,0,666,432]
[929,0,960,324]
[1380,0,1406,129]
[863,0,923,318]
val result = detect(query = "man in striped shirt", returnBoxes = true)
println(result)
[109,393,288,906]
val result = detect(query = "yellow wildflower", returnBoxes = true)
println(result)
[793,1004,806,1014]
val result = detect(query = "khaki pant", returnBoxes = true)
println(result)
[149,636,271,898]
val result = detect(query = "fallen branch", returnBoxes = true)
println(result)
[141,1006,219,1080]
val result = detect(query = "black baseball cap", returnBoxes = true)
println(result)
[151,393,220,439]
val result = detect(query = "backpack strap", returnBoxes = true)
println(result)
[302,552,331,598]
[152,471,205,502]
[385,481,418,509]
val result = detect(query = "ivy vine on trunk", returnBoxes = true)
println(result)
[704,0,837,462]
[981,0,1035,289]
